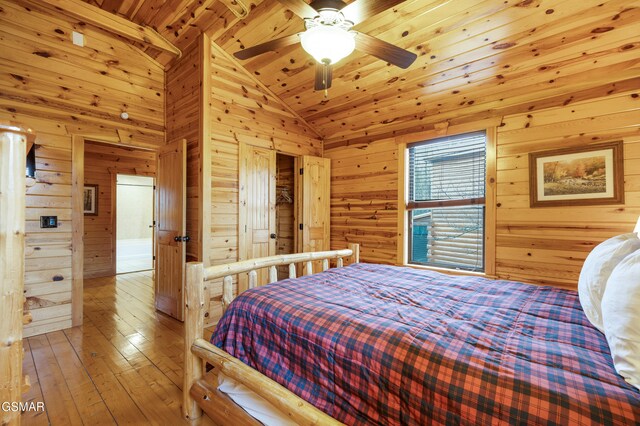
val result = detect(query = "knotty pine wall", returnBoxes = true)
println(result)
[166,38,204,262]
[326,90,640,289]
[205,41,322,323]
[0,1,165,336]
[84,141,156,279]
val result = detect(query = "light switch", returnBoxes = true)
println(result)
[40,216,58,228]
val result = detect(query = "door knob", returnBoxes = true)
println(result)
[270,233,277,239]
[174,235,191,242]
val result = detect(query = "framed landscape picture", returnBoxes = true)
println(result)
[529,141,624,207]
[83,184,99,215]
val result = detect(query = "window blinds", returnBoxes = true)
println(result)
[408,131,486,203]
[407,131,486,272]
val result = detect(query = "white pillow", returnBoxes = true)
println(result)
[578,233,640,333]
[601,250,640,390]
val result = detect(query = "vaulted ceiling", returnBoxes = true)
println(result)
[84,0,640,144]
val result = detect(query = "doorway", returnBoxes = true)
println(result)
[116,174,155,274]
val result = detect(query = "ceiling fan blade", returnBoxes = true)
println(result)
[276,0,318,20]
[355,32,417,69]
[340,0,405,26]
[314,62,333,91]
[234,33,301,60]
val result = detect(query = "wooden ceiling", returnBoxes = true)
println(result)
[84,0,640,144]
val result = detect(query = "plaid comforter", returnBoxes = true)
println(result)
[212,263,640,425]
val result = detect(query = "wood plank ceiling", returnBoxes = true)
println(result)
[84,0,639,144]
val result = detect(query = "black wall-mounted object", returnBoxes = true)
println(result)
[40,216,58,228]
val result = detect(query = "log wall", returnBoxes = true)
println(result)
[83,141,157,279]
[205,42,322,324]
[326,90,640,289]
[0,0,165,336]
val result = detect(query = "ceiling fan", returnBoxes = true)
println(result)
[233,0,417,93]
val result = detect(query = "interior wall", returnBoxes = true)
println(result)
[166,38,203,262]
[205,41,322,324]
[0,0,165,336]
[84,141,156,279]
[325,90,640,289]
[276,154,295,280]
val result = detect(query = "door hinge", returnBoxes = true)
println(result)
[299,223,303,231]
[153,255,156,261]
[153,185,156,190]
[299,168,304,175]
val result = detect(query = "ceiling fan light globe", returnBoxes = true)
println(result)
[300,25,355,65]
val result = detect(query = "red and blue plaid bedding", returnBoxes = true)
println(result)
[212,263,640,425]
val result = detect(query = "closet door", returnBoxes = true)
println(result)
[238,143,276,292]
[296,156,330,255]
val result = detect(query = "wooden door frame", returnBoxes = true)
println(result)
[71,135,84,327]
[72,135,163,328]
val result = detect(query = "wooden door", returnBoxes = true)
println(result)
[239,143,276,293]
[155,139,186,320]
[296,156,331,257]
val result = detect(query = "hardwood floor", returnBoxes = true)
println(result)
[22,271,216,425]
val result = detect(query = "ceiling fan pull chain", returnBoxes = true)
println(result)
[323,60,330,98]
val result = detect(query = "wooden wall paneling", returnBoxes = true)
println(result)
[166,38,203,263]
[326,90,640,289]
[0,126,27,426]
[71,135,83,326]
[37,0,182,58]
[0,0,164,336]
[83,141,157,279]
[10,115,75,338]
[200,34,212,269]
[325,137,399,264]
[206,41,322,326]
[0,0,165,149]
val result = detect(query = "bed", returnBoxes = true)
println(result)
[182,245,640,425]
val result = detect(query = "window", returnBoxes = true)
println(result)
[407,131,486,272]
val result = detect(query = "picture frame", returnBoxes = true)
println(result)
[529,140,624,208]
[83,184,99,215]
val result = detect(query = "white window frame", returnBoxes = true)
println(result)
[397,127,497,277]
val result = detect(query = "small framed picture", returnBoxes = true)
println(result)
[83,184,99,215]
[529,140,624,207]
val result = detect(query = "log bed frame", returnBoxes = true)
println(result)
[183,244,360,425]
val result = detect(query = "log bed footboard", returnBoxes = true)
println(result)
[183,244,359,425]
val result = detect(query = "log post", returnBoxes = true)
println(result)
[222,275,233,313]
[0,125,27,426]
[268,265,278,283]
[183,262,204,420]
[288,263,296,279]
[248,270,257,289]
[322,259,329,271]
[348,243,360,264]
